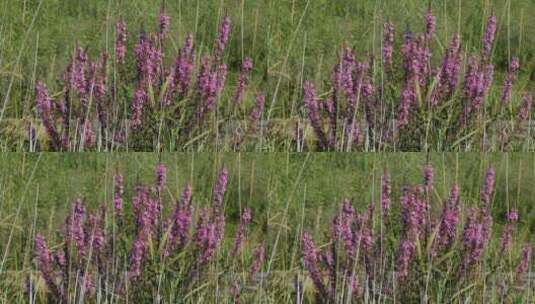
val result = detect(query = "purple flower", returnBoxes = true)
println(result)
[397,87,415,128]
[432,185,460,255]
[516,245,532,277]
[381,173,391,219]
[35,82,60,149]
[134,33,162,84]
[461,208,485,274]
[35,234,63,299]
[231,208,252,257]
[480,166,495,210]
[396,239,415,279]
[128,238,146,281]
[249,93,266,128]
[213,167,228,213]
[130,87,148,128]
[424,8,436,41]
[171,33,195,97]
[64,199,87,258]
[383,21,395,69]
[250,244,265,276]
[302,232,329,300]
[113,174,124,216]
[159,12,171,37]
[215,16,231,60]
[166,183,193,256]
[194,208,220,265]
[423,164,434,191]
[482,15,497,60]
[501,57,520,104]
[431,34,461,105]
[155,163,167,192]
[303,81,328,150]
[234,57,253,105]
[115,21,127,64]
[517,93,533,123]
[499,208,518,252]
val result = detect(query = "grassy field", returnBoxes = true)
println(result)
[1,0,534,151]
[0,153,533,302]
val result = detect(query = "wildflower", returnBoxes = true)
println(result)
[194,208,220,265]
[113,174,124,216]
[35,82,60,149]
[155,163,167,192]
[166,183,193,255]
[215,16,231,60]
[249,93,266,128]
[516,245,532,277]
[64,199,87,258]
[302,232,329,300]
[424,8,436,41]
[517,93,533,123]
[432,185,460,255]
[396,239,415,279]
[130,87,148,128]
[383,21,395,69]
[501,57,520,104]
[482,15,497,60]
[35,234,63,299]
[303,81,328,150]
[499,208,518,252]
[381,173,391,219]
[250,244,265,276]
[461,208,485,274]
[231,208,252,257]
[480,166,495,210]
[115,21,127,64]
[159,12,171,37]
[423,164,434,191]
[213,167,228,213]
[234,57,253,105]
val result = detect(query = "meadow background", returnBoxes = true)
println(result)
[1,0,535,150]
[0,153,534,301]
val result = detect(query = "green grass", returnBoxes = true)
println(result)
[0,153,533,302]
[1,0,534,151]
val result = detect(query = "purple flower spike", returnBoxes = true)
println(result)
[480,166,495,210]
[383,21,395,69]
[500,208,518,252]
[115,21,127,64]
[517,93,533,123]
[113,174,124,216]
[231,207,252,257]
[381,173,391,219]
[302,232,329,300]
[249,93,266,128]
[215,16,231,60]
[35,234,63,299]
[213,167,228,212]
[424,8,436,41]
[250,244,265,276]
[303,81,328,150]
[64,199,87,258]
[501,57,520,105]
[159,12,171,37]
[432,185,460,256]
[155,163,167,192]
[516,245,532,277]
[423,164,434,191]
[166,183,193,256]
[35,82,60,149]
[234,57,253,105]
[482,15,497,60]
